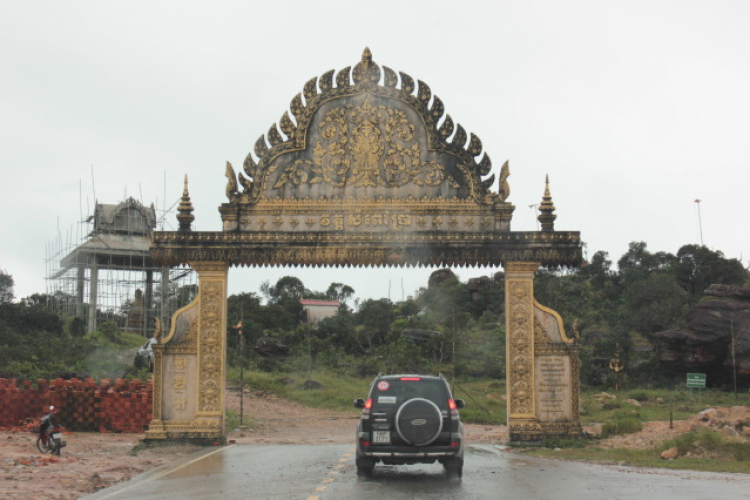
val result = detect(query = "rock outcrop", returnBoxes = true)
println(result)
[428,268,457,288]
[653,284,750,382]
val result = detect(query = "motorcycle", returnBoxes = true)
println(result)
[37,406,64,455]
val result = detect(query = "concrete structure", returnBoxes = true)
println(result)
[300,299,340,324]
[46,197,195,335]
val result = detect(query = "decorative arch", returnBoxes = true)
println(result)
[146,49,583,443]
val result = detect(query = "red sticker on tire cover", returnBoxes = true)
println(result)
[377,381,390,391]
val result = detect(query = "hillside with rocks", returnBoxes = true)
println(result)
[653,284,750,383]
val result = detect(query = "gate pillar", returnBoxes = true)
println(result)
[505,261,583,442]
[145,261,228,441]
[505,262,540,438]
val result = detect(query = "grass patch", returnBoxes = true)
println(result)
[522,446,750,474]
[227,369,747,431]
[448,378,507,425]
[626,390,651,402]
[225,409,241,432]
[661,429,723,455]
[522,426,750,474]
[600,416,643,438]
[581,387,747,425]
[730,442,750,461]
[540,438,587,449]
[230,368,363,415]
[228,368,507,424]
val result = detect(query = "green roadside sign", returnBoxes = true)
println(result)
[687,373,706,388]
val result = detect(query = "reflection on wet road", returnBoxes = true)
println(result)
[84,444,750,500]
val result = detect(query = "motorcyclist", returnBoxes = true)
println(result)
[40,406,60,455]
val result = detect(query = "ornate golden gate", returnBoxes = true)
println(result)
[146,49,583,442]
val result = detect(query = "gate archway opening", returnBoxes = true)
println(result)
[145,49,583,443]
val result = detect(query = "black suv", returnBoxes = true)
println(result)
[353,373,466,478]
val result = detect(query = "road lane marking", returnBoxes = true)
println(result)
[307,448,354,499]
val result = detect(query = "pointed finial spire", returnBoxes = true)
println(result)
[537,174,557,231]
[177,174,195,232]
[352,47,381,84]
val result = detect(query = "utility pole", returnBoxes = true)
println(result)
[239,323,245,425]
[529,204,539,231]
[731,319,738,404]
[232,301,245,427]
[694,199,704,246]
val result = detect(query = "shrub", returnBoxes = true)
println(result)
[663,429,723,454]
[627,390,650,402]
[541,438,586,449]
[730,442,750,461]
[601,417,643,438]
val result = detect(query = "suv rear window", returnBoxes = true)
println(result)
[369,378,450,410]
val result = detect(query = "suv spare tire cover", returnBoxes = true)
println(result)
[395,398,443,446]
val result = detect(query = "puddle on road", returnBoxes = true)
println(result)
[168,450,227,479]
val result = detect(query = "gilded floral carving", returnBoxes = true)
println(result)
[273,99,460,191]
[507,280,534,416]
[198,278,226,414]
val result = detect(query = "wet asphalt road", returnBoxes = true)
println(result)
[85,443,750,500]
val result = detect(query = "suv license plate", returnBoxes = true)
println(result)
[373,431,390,444]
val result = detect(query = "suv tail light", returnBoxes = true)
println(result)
[400,377,421,381]
[362,398,372,420]
[448,399,459,420]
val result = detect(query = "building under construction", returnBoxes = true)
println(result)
[46,197,196,336]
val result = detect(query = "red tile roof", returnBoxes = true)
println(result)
[300,299,340,306]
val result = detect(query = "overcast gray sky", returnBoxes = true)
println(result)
[1,0,748,303]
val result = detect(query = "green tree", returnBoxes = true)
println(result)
[617,241,677,288]
[0,269,14,304]
[353,298,393,351]
[261,276,307,303]
[673,244,746,297]
[227,292,264,332]
[325,282,355,303]
[622,274,690,336]
[415,274,473,330]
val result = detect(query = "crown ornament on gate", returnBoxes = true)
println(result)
[224,48,501,206]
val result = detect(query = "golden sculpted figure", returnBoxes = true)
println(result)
[351,118,383,187]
